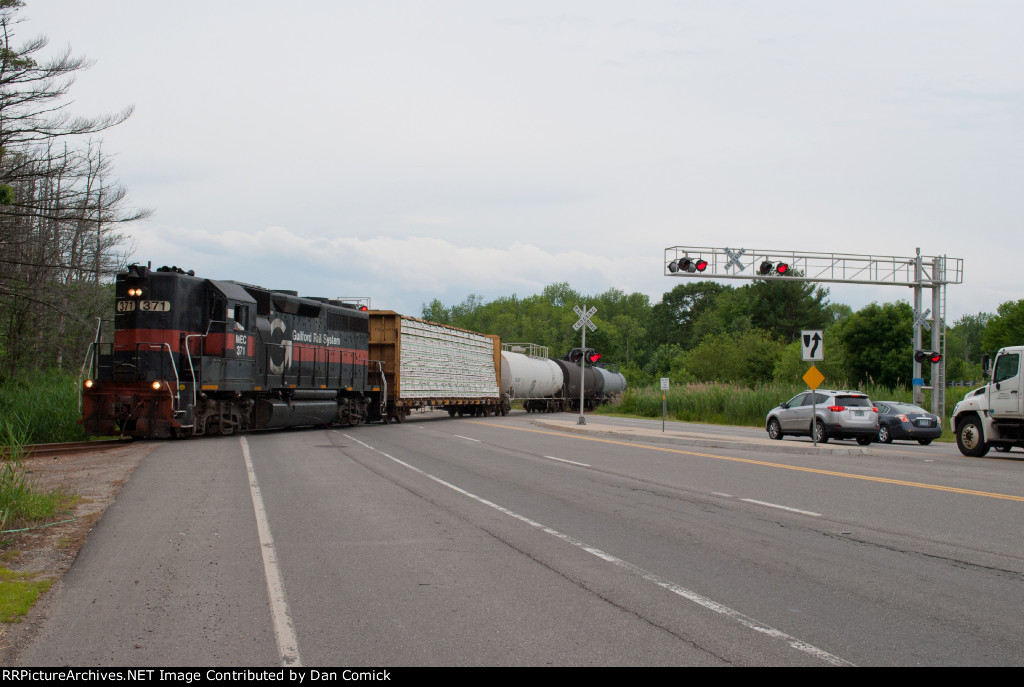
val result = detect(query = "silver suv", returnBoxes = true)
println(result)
[765,390,878,445]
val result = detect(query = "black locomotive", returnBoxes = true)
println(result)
[81,264,377,438]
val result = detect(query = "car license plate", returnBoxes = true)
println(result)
[854,410,864,417]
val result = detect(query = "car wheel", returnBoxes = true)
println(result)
[857,436,872,445]
[917,439,932,446]
[812,419,829,444]
[877,425,892,444]
[767,418,784,440]
[956,414,989,457]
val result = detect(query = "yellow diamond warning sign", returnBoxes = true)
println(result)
[803,364,825,390]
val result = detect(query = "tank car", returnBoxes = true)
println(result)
[501,344,627,412]
[81,264,375,438]
[500,348,564,412]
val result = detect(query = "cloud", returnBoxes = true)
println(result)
[130,223,658,314]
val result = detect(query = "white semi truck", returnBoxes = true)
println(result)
[951,346,1024,456]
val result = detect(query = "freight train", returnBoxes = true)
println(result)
[80,264,625,439]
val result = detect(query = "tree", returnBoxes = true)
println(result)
[0,2,149,375]
[678,328,784,385]
[831,301,914,388]
[982,300,1024,354]
[648,281,727,350]
[747,279,831,343]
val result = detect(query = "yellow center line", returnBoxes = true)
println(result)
[470,421,1024,503]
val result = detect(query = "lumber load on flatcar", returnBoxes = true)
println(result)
[367,312,506,423]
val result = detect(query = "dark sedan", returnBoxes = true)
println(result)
[875,402,943,444]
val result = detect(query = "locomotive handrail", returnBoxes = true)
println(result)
[368,359,387,416]
[135,342,181,414]
[183,320,227,419]
[78,317,104,412]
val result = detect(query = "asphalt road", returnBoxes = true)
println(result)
[19,411,1024,666]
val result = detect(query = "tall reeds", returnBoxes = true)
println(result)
[603,381,959,428]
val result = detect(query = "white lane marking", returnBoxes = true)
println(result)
[453,435,481,442]
[240,437,302,666]
[344,433,852,666]
[543,455,591,467]
[740,498,822,518]
[712,492,733,498]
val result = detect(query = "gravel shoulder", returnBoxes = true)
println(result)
[0,442,157,664]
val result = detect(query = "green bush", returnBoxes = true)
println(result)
[0,370,87,444]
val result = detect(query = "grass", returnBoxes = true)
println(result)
[0,369,89,445]
[0,420,73,533]
[0,567,53,622]
[0,413,75,624]
[599,380,964,429]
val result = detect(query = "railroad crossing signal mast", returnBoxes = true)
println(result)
[573,305,597,425]
[664,246,964,416]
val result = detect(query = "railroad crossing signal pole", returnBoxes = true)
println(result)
[664,246,963,419]
[573,305,597,425]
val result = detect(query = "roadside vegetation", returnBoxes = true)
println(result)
[0,417,74,623]
[0,370,88,444]
[0,420,73,533]
[0,567,53,622]
[602,380,964,429]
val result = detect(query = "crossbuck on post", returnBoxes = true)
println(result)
[573,305,596,425]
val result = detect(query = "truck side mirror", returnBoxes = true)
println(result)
[982,354,991,377]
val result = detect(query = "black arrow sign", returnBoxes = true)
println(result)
[803,332,821,358]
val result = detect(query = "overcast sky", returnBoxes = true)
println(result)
[22,1,1024,321]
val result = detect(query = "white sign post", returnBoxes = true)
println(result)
[660,377,669,431]
[572,305,597,425]
[801,330,824,362]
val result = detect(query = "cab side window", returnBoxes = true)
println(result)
[994,353,1020,384]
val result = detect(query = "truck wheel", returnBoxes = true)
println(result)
[956,415,989,457]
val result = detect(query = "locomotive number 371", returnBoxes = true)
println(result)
[117,300,172,313]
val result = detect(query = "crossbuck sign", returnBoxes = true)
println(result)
[572,305,597,425]
[573,305,597,331]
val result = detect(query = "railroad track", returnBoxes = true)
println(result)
[1,439,133,460]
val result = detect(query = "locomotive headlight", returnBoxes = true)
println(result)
[84,379,94,389]
[152,381,162,390]
[127,287,143,297]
